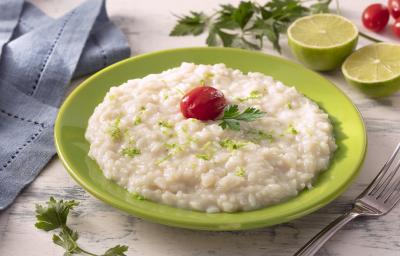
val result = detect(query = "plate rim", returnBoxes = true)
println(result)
[55,47,367,230]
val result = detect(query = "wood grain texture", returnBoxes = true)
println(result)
[0,1,399,255]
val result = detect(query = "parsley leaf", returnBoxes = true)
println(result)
[170,0,332,53]
[170,11,208,36]
[35,197,78,231]
[218,105,265,131]
[232,1,255,29]
[35,197,129,256]
[102,245,129,256]
[52,227,81,255]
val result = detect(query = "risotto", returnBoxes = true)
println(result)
[85,63,336,213]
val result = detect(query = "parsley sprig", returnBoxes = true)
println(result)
[35,197,128,256]
[170,0,331,52]
[218,105,265,131]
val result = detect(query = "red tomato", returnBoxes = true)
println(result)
[393,18,400,37]
[180,86,226,121]
[389,0,400,19]
[362,4,390,32]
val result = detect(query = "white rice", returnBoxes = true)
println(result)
[85,63,337,213]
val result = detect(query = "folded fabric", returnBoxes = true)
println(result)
[0,0,130,210]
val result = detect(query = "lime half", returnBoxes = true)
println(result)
[288,14,358,71]
[342,43,400,97]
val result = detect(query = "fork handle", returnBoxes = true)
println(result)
[294,211,360,256]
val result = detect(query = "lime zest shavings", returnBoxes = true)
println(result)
[234,167,246,177]
[237,90,262,102]
[219,139,247,151]
[108,117,123,140]
[287,124,299,135]
[121,147,141,158]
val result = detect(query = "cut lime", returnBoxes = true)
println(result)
[342,43,400,97]
[287,14,358,71]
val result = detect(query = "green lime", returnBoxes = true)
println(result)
[342,43,400,97]
[287,14,358,71]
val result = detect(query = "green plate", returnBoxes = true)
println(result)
[55,47,367,231]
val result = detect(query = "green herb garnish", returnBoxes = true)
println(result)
[287,103,293,109]
[170,0,331,53]
[218,105,265,131]
[219,138,247,151]
[121,147,141,157]
[35,197,128,256]
[235,167,246,177]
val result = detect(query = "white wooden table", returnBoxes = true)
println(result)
[1,1,399,255]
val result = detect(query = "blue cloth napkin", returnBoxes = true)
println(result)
[0,0,130,210]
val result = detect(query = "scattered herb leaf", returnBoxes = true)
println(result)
[102,245,129,256]
[170,0,332,53]
[170,11,209,36]
[287,102,293,109]
[35,197,128,256]
[35,197,78,231]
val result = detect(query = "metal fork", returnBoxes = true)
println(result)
[294,142,400,256]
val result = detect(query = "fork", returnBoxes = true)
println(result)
[294,142,400,256]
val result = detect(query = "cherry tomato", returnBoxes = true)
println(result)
[389,0,400,19]
[180,86,226,121]
[362,4,390,32]
[393,18,400,37]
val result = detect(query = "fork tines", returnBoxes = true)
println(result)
[364,143,400,206]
